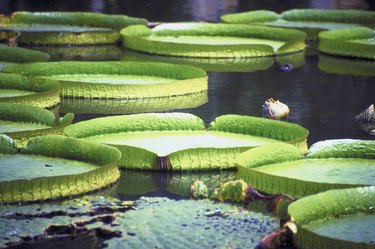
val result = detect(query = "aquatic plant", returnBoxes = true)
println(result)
[121,22,306,57]
[0,44,50,62]
[3,61,208,98]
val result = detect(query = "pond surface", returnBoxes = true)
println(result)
[1,0,375,248]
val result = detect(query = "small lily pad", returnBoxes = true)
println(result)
[121,22,306,57]
[3,61,208,99]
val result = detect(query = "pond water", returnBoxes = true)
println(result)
[1,0,375,248]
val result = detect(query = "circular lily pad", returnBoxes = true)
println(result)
[0,73,60,108]
[3,61,208,98]
[237,139,375,198]
[0,103,73,146]
[64,113,309,171]
[319,27,375,59]
[59,91,207,114]
[221,9,375,40]
[0,135,121,204]
[0,11,147,45]
[0,44,50,63]
[288,186,375,249]
[121,22,306,58]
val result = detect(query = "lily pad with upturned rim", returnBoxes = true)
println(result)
[64,113,309,171]
[319,27,375,60]
[0,11,147,45]
[237,139,375,198]
[0,135,121,204]
[121,22,306,58]
[0,73,60,108]
[0,102,73,146]
[0,44,50,63]
[288,186,375,249]
[3,61,208,99]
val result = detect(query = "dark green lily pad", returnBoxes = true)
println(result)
[0,135,121,204]
[319,54,375,76]
[121,22,306,58]
[238,140,375,198]
[288,186,375,249]
[60,91,207,114]
[319,27,375,59]
[64,113,309,171]
[0,73,60,108]
[3,61,208,98]
[0,11,147,45]
[0,44,50,63]
[221,9,375,40]
[0,103,73,146]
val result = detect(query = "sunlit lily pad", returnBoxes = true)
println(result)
[221,9,375,40]
[0,135,121,204]
[319,27,375,59]
[319,54,375,76]
[0,11,147,45]
[121,22,306,58]
[237,140,375,198]
[0,73,60,108]
[59,91,207,114]
[3,61,208,98]
[288,186,375,249]
[0,44,50,63]
[64,113,309,171]
[0,103,73,146]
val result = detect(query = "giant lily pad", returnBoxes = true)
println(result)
[0,103,73,146]
[0,44,50,63]
[0,11,147,45]
[0,73,60,108]
[121,22,306,58]
[59,91,207,114]
[0,135,121,204]
[64,113,309,171]
[221,9,375,40]
[237,139,375,198]
[3,61,208,98]
[319,27,375,60]
[288,186,375,249]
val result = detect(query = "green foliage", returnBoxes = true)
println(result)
[0,44,50,63]
[208,114,309,152]
[307,139,375,159]
[0,134,17,154]
[221,10,280,24]
[190,179,209,198]
[237,143,305,169]
[64,112,206,138]
[319,26,374,41]
[0,103,56,126]
[214,180,248,202]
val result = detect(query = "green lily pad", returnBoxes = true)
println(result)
[288,186,375,249]
[0,73,60,108]
[60,91,207,114]
[64,113,309,171]
[221,9,375,40]
[0,11,147,45]
[0,44,50,63]
[319,27,375,59]
[121,22,306,58]
[0,103,73,146]
[3,61,208,98]
[0,135,121,204]
[238,140,375,198]
[319,54,375,76]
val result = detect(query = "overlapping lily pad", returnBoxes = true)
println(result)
[121,22,306,58]
[221,9,375,40]
[288,186,375,249]
[237,139,375,198]
[0,103,73,146]
[319,27,375,59]
[64,113,309,171]
[59,91,208,114]
[0,73,60,108]
[3,61,208,98]
[0,11,147,45]
[0,135,121,204]
[0,44,50,63]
